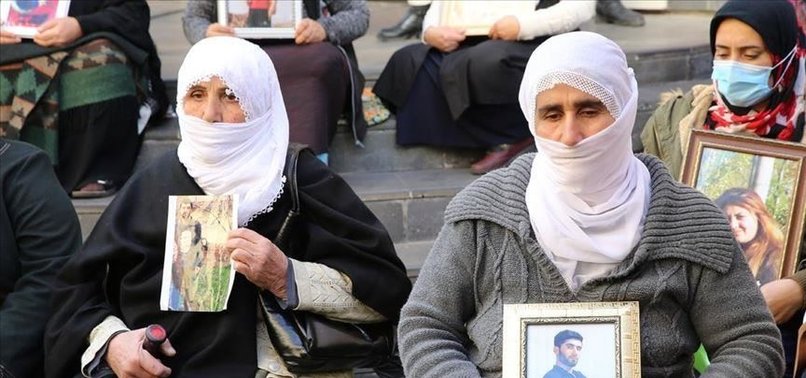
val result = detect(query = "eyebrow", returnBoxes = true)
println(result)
[714,44,765,51]
[537,99,605,115]
[185,85,233,95]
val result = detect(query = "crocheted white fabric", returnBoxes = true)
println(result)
[176,37,289,226]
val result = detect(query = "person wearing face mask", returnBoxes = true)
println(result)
[44,37,411,378]
[642,0,804,179]
[641,1,806,375]
[398,31,784,377]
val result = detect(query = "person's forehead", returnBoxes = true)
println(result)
[537,84,601,102]
[562,339,583,346]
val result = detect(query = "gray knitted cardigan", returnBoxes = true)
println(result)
[183,0,369,45]
[399,153,784,378]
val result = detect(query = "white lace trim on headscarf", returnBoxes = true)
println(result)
[518,31,651,290]
[175,36,289,226]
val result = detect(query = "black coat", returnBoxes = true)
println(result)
[373,0,561,120]
[45,149,411,377]
[0,140,81,378]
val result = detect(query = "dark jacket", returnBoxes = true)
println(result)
[0,140,81,378]
[45,148,410,377]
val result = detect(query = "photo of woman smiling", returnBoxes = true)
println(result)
[715,188,785,286]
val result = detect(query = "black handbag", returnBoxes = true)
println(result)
[258,145,397,374]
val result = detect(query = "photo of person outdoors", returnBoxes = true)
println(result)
[163,195,236,312]
[692,145,799,286]
[220,0,295,29]
[247,0,275,27]
[715,188,786,286]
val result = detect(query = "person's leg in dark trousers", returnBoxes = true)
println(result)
[57,95,140,194]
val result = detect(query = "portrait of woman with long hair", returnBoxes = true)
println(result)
[715,188,786,285]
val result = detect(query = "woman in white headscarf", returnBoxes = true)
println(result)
[45,37,411,378]
[398,31,784,377]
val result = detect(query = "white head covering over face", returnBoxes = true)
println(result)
[518,31,651,289]
[176,36,289,226]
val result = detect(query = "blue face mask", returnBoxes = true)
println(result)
[711,47,797,108]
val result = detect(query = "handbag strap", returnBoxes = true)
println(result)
[274,144,306,249]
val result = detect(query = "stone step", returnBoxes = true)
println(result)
[140,79,709,173]
[73,167,469,278]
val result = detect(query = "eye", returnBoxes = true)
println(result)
[541,111,561,121]
[579,108,602,118]
[188,89,205,100]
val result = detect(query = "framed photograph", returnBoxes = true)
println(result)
[160,195,238,312]
[438,1,534,36]
[0,0,70,38]
[682,130,806,285]
[217,0,301,39]
[502,302,641,378]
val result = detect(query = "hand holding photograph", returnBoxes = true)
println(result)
[160,195,238,312]
[0,0,70,38]
[502,302,641,378]
[217,0,302,39]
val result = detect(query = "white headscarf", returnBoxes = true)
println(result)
[176,37,289,226]
[518,31,651,289]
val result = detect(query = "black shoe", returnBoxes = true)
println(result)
[377,5,430,41]
[596,0,645,27]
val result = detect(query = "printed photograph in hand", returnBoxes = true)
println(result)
[161,195,238,312]
[0,0,70,38]
[217,0,300,38]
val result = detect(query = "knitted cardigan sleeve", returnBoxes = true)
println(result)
[398,220,482,378]
[318,0,369,45]
[182,0,215,45]
[688,246,785,377]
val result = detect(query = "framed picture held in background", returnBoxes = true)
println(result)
[217,0,301,39]
[502,302,641,378]
[682,130,806,285]
[0,0,70,38]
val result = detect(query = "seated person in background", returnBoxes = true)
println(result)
[641,0,804,178]
[183,0,370,164]
[398,31,784,377]
[641,1,805,374]
[0,139,82,377]
[0,0,168,198]
[373,0,595,175]
[44,37,411,377]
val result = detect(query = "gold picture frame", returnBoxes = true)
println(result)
[502,302,641,378]
[217,0,302,39]
[681,130,806,284]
